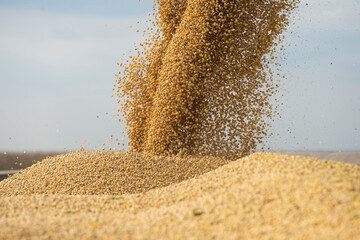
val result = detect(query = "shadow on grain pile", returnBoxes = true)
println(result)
[0,152,359,239]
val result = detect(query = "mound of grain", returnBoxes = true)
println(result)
[0,151,229,196]
[1,153,359,239]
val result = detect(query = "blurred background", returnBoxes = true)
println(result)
[0,0,359,161]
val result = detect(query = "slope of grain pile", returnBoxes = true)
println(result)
[1,153,359,239]
[0,151,229,196]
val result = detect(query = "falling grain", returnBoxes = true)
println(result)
[116,0,299,157]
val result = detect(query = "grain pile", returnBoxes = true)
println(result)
[0,151,229,196]
[2,0,358,239]
[1,153,359,239]
[115,0,298,157]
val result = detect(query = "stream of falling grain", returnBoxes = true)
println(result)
[115,0,298,158]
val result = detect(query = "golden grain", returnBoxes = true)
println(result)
[0,151,229,196]
[2,1,357,239]
[0,153,359,239]
[116,0,298,157]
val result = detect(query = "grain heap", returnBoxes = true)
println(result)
[2,0,359,238]
[115,0,298,157]
[1,153,359,239]
[0,151,229,196]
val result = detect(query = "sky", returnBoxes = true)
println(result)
[0,0,359,153]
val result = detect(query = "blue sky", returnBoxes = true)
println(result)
[0,0,153,16]
[0,0,359,152]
